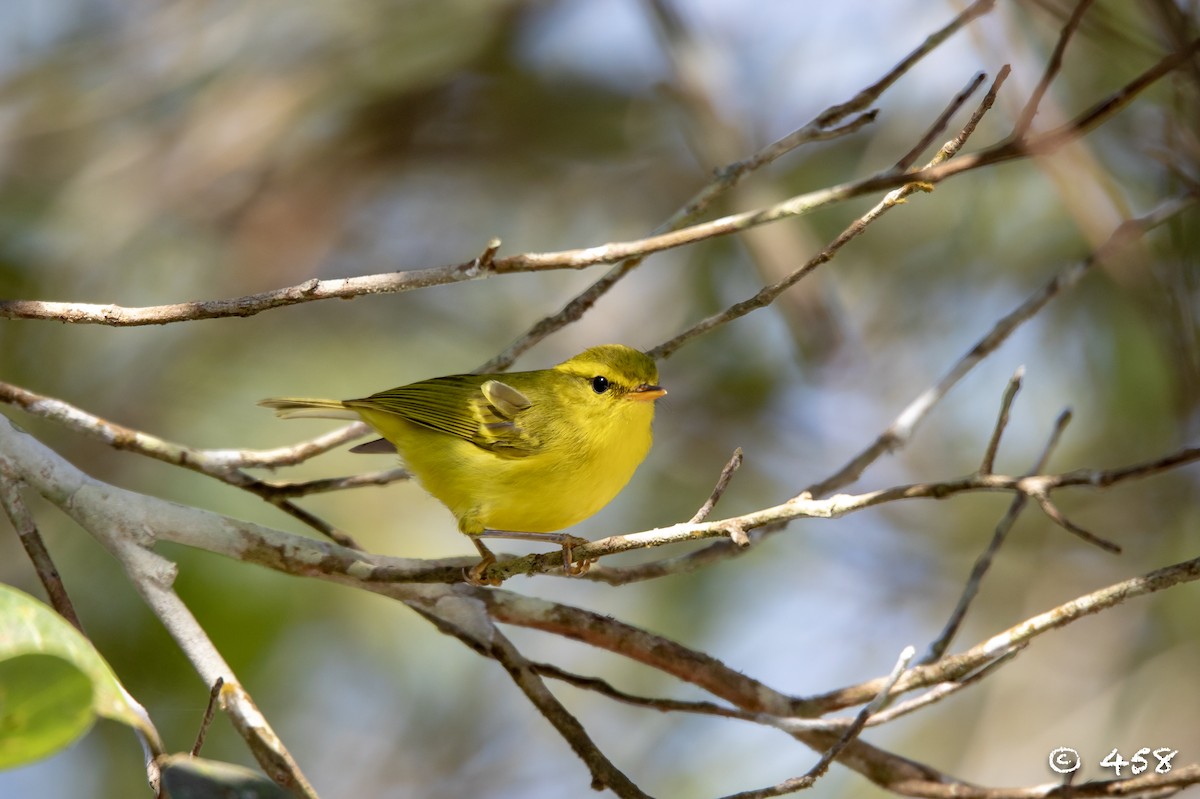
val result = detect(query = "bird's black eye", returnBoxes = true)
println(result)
[591,375,610,394]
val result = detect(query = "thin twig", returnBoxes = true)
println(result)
[258,467,411,498]
[1013,0,1098,136]
[897,36,1200,189]
[22,230,1197,583]
[459,41,1200,277]
[267,502,359,549]
[809,0,997,130]
[474,259,643,373]
[979,367,1025,475]
[722,646,916,799]
[532,661,755,721]
[689,448,744,523]
[1029,487,1121,552]
[805,193,1195,499]
[829,647,1020,730]
[648,66,1010,361]
[922,409,1071,665]
[893,71,988,172]
[490,631,651,798]
[0,474,85,633]
[191,677,224,757]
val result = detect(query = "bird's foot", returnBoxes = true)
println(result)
[469,530,596,579]
[561,535,595,577]
[465,540,503,586]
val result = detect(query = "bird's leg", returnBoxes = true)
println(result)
[466,538,502,587]
[475,530,595,576]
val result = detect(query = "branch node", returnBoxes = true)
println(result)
[476,238,502,272]
[723,523,751,548]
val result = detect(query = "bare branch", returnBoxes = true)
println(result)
[806,193,1195,499]
[4,7,1196,798]
[0,265,488,326]
[3,34,1190,330]
[110,530,314,789]
[0,379,365,547]
[7,414,1198,797]
[899,36,1200,191]
[474,258,642,374]
[490,41,1199,275]
[486,444,1200,581]
[808,553,1200,713]
[7,327,1193,586]
[405,595,651,798]
[649,67,1010,361]
[488,631,651,798]
[723,647,916,799]
[586,539,748,586]
[0,474,84,634]
[476,0,999,372]
[0,379,369,470]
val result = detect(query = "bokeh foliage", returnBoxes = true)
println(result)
[2,1,1198,797]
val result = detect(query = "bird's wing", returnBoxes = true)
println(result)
[347,375,541,455]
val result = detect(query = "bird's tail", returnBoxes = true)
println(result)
[258,397,360,421]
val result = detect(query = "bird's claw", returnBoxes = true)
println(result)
[464,554,503,587]
[565,557,596,576]
[561,536,594,577]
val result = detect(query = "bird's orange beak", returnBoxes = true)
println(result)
[628,384,667,401]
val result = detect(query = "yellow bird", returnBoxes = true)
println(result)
[260,344,665,584]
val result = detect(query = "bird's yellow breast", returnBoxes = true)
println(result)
[355,397,655,535]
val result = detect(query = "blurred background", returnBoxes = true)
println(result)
[2,0,1198,797]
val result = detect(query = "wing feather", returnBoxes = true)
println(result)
[345,375,540,455]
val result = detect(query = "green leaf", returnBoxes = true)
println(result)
[0,584,155,769]
[0,654,94,768]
